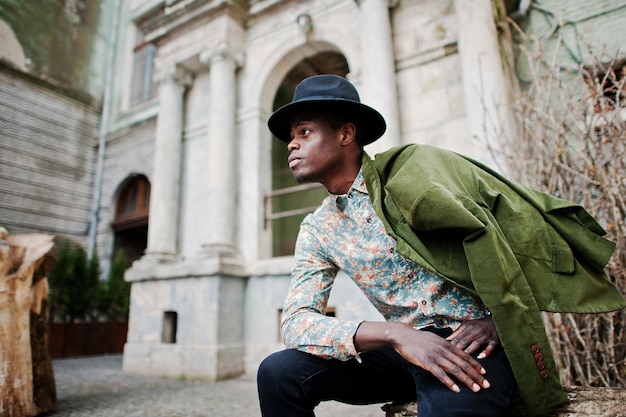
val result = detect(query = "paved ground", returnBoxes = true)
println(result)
[49,354,385,416]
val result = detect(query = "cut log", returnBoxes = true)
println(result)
[0,228,56,417]
[381,386,626,416]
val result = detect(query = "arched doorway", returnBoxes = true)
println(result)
[111,175,150,263]
[268,51,350,256]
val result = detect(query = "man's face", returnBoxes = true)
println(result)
[287,112,344,185]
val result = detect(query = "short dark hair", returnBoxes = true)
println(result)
[300,104,365,149]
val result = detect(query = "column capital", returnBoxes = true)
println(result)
[154,64,194,87]
[199,42,245,68]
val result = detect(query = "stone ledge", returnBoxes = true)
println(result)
[126,254,246,281]
[381,386,626,417]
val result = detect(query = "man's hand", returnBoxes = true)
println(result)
[354,322,491,394]
[446,316,500,359]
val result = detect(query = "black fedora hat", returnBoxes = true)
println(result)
[268,74,386,145]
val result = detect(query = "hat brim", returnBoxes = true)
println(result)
[268,99,386,146]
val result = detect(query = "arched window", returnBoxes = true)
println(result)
[113,175,150,231]
[112,175,150,264]
[266,52,350,257]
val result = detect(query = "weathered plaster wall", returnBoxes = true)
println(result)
[0,0,116,245]
[514,0,626,86]
[0,68,99,243]
[0,0,103,96]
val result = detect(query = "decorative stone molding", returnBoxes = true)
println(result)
[354,0,399,8]
[142,0,249,42]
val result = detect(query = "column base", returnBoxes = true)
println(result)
[199,243,241,262]
[140,251,178,263]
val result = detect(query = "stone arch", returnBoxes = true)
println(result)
[256,40,356,128]
[236,37,358,260]
[259,42,352,257]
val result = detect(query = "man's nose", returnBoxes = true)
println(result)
[287,138,298,151]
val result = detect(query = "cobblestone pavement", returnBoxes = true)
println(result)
[49,355,384,416]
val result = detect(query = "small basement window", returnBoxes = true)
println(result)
[162,311,178,344]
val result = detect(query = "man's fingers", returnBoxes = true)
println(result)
[395,327,492,394]
[446,317,501,356]
[429,364,462,393]
[477,341,498,359]
[463,339,484,355]
[436,348,490,392]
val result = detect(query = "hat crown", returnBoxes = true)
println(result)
[268,74,386,145]
[293,74,361,103]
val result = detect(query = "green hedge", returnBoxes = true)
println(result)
[48,240,130,323]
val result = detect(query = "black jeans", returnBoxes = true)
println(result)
[257,328,516,417]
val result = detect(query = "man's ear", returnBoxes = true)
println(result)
[339,122,357,146]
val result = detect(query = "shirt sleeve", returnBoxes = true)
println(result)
[281,218,361,361]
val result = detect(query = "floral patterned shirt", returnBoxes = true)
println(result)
[281,171,490,361]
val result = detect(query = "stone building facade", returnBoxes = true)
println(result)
[109,0,521,380]
[1,0,624,381]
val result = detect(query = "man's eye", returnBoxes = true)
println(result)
[301,128,311,135]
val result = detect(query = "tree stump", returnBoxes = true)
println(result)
[0,228,56,417]
[381,386,626,416]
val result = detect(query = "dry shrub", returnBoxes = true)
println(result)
[505,20,626,387]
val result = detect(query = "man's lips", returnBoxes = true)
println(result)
[288,155,302,169]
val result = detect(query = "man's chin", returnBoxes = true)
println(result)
[293,171,310,184]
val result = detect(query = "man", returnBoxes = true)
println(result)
[257,74,625,417]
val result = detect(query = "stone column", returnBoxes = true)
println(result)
[454,0,516,169]
[199,44,243,260]
[144,65,192,262]
[356,0,401,154]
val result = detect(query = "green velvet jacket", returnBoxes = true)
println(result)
[361,144,626,416]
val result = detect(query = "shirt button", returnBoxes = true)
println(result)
[348,193,353,198]
[421,300,427,305]
[366,218,372,223]
[336,197,341,203]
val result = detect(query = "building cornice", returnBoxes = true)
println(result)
[142,0,249,43]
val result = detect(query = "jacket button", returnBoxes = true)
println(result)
[534,352,543,361]
[540,370,549,380]
[536,361,545,370]
[530,344,540,353]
